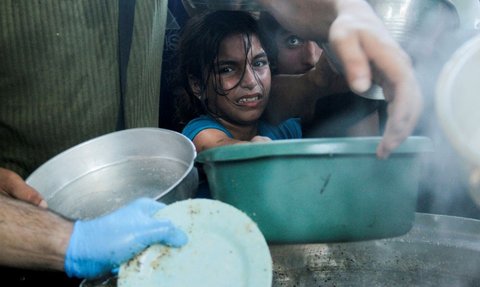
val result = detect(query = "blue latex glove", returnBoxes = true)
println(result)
[64,198,188,279]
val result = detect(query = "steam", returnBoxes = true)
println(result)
[400,3,480,219]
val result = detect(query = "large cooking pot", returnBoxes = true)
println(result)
[271,212,480,286]
[26,128,198,220]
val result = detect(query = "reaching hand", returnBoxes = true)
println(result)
[0,167,47,207]
[327,1,422,158]
[64,198,188,279]
[260,0,423,158]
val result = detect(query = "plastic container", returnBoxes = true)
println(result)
[196,137,433,243]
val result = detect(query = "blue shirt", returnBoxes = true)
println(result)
[182,115,302,141]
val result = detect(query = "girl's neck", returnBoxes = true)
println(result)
[216,117,259,141]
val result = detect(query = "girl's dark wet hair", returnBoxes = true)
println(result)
[174,10,273,127]
[257,12,281,73]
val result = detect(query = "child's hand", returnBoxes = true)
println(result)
[251,136,272,143]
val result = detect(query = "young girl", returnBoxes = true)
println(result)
[176,10,301,152]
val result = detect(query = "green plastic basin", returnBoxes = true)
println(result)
[195,137,433,243]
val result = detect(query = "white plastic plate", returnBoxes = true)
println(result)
[118,199,272,287]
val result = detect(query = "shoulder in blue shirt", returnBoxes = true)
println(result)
[182,115,302,141]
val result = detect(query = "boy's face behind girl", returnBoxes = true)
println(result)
[275,31,322,75]
[204,33,271,126]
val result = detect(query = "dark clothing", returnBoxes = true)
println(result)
[159,0,190,131]
[0,267,82,287]
[0,0,168,178]
[302,92,384,138]
[0,1,168,285]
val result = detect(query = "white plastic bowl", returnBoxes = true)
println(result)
[436,34,480,168]
[436,34,480,205]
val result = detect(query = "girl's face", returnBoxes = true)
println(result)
[275,31,322,74]
[203,33,271,126]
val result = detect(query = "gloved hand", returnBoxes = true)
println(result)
[64,198,188,279]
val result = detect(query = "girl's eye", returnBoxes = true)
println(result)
[286,36,304,48]
[253,58,269,68]
[218,66,234,74]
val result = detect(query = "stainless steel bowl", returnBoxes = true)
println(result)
[368,0,459,47]
[26,128,198,220]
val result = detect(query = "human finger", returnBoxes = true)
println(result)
[158,224,189,247]
[0,168,47,207]
[360,32,422,158]
[376,78,423,159]
[328,22,372,94]
[251,136,272,142]
[330,14,422,158]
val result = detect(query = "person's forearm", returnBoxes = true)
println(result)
[194,136,259,152]
[256,0,338,42]
[0,194,72,271]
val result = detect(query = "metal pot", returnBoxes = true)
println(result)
[26,128,198,220]
[271,212,480,286]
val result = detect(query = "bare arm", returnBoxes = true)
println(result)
[258,0,423,158]
[0,194,71,271]
[193,129,271,152]
[257,0,336,43]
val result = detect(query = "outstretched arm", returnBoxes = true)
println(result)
[192,129,271,153]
